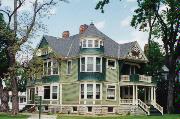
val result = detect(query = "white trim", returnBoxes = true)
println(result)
[106,84,116,101]
[81,38,103,48]
[107,59,116,69]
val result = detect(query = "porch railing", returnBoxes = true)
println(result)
[119,99,133,105]
[121,75,152,83]
[138,99,150,115]
[153,102,163,115]
[121,75,130,82]
[139,75,152,83]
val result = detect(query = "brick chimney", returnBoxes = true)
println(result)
[62,31,70,39]
[79,24,88,34]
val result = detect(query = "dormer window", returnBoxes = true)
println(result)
[81,38,103,48]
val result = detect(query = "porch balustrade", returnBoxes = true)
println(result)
[138,99,150,115]
[119,99,133,105]
[121,75,152,83]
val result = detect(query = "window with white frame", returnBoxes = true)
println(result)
[43,85,59,100]
[107,85,116,100]
[43,60,59,75]
[67,60,72,75]
[80,56,102,72]
[81,38,103,48]
[42,48,48,55]
[80,83,101,100]
[107,59,116,69]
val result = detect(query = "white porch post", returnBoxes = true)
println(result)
[154,87,156,103]
[144,87,146,103]
[133,85,135,105]
[135,85,138,105]
[151,86,154,105]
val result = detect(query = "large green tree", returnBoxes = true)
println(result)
[96,0,180,113]
[0,0,67,114]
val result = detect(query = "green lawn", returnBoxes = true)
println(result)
[0,113,28,119]
[57,115,180,119]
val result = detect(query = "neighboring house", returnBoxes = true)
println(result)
[26,23,163,115]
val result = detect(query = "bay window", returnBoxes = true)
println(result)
[80,56,102,72]
[52,86,58,99]
[107,85,116,100]
[80,83,101,100]
[81,38,103,48]
[43,60,59,75]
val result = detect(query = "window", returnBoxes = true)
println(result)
[42,48,48,55]
[87,84,93,99]
[43,60,59,75]
[19,97,24,103]
[107,59,116,69]
[73,107,77,112]
[29,88,34,101]
[80,56,102,72]
[81,39,103,48]
[87,107,92,112]
[107,85,116,100]
[81,58,85,72]
[44,106,49,111]
[44,86,50,99]
[80,83,101,100]
[108,107,114,113]
[52,86,58,99]
[82,40,86,47]
[88,40,93,47]
[87,57,93,71]
[67,60,72,75]
[95,40,99,47]
[81,84,84,99]
[96,84,100,99]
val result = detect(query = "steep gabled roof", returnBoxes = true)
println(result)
[40,24,147,62]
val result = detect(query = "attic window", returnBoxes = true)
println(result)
[107,59,116,69]
[81,39,103,48]
[42,48,48,55]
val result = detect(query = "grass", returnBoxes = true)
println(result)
[57,114,180,119]
[0,113,29,119]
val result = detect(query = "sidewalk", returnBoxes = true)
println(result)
[27,114,57,119]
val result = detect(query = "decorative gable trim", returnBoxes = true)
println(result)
[126,41,148,62]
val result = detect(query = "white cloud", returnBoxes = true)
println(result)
[95,21,105,30]
[126,0,136,2]
[120,17,131,27]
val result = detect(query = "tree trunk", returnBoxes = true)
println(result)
[1,88,9,112]
[167,56,176,113]
[0,79,3,111]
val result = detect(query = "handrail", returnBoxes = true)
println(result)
[121,75,130,81]
[153,102,163,115]
[120,99,133,104]
[139,75,152,83]
[138,99,150,115]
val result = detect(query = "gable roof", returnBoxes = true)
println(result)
[40,24,147,62]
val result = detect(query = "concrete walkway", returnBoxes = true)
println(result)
[28,114,57,119]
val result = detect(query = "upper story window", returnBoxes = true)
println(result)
[43,60,59,76]
[81,38,103,48]
[80,56,102,72]
[107,59,116,69]
[67,60,72,75]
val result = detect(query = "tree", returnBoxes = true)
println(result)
[0,0,67,114]
[96,0,180,113]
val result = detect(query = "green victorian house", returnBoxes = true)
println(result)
[27,23,163,115]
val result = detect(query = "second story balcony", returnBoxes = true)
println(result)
[120,74,152,83]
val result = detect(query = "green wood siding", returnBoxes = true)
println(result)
[60,59,78,83]
[62,83,79,104]
[80,46,104,55]
[106,59,119,83]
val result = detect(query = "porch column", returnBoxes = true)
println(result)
[135,85,138,105]
[151,86,154,105]
[144,87,146,103]
[154,87,156,103]
[148,87,151,102]
[133,85,135,105]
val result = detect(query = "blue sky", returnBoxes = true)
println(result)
[1,0,149,49]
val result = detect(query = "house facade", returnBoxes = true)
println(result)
[26,23,163,115]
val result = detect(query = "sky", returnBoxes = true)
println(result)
[1,0,149,50]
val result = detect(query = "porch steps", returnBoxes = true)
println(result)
[118,105,146,115]
[149,105,162,116]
